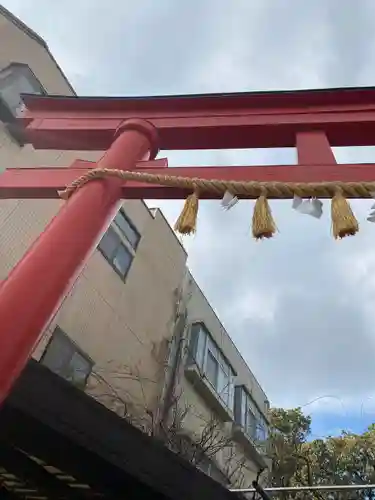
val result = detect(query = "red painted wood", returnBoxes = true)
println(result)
[23,112,375,151]
[70,158,168,169]
[21,87,375,117]
[0,159,168,198]
[2,87,374,402]
[133,158,168,168]
[19,87,375,151]
[22,103,375,124]
[0,119,158,404]
[296,131,337,165]
[1,163,375,199]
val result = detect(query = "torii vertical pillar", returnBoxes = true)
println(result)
[0,119,158,403]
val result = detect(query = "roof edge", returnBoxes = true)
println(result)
[0,5,76,96]
[0,4,47,48]
[21,84,375,114]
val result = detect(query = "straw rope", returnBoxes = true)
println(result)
[57,167,375,200]
[58,167,372,240]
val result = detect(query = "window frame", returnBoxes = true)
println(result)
[187,322,235,411]
[175,433,229,486]
[234,385,268,444]
[98,209,140,281]
[197,454,229,486]
[113,209,141,250]
[0,63,46,145]
[0,63,46,122]
[98,225,134,281]
[40,327,94,389]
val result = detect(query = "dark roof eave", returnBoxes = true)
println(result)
[4,359,236,500]
[21,85,375,114]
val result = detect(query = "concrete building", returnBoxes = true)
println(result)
[0,4,270,487]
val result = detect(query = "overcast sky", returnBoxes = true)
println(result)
[4,0,375,437]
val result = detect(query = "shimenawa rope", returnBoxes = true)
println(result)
[58,167,373,240]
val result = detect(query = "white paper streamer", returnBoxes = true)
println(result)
[292,196,323,219]
[221,190,239,211]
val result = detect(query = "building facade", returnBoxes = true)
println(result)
[0,5,270,487]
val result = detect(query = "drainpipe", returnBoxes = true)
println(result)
[157,271,192,432]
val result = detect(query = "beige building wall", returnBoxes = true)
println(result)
[0,6,270,488]
[34,203,188,416]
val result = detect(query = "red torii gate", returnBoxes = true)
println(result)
[0,87,374,403]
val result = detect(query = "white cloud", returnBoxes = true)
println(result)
[223,288,279,325]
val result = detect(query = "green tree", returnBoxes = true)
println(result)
[268,408,375,500]
[268,408,311,489]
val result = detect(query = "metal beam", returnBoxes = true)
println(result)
[231,484,375,494]
[0,162,375,200]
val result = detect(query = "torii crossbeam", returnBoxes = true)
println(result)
[1,86,375,402]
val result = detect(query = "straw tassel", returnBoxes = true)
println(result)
[174,188,199,235]
[331,187,359,239]
[252,188,276,240]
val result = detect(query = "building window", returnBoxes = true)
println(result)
[0,63,45,122]
[197,455,228,486]
[234,386,268,443]
[40,327,93,389]
[113,209,140,250]
[172,434,228,486]
[98,209,140,280]
[98,226,133,279]
[187,323,235,410]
